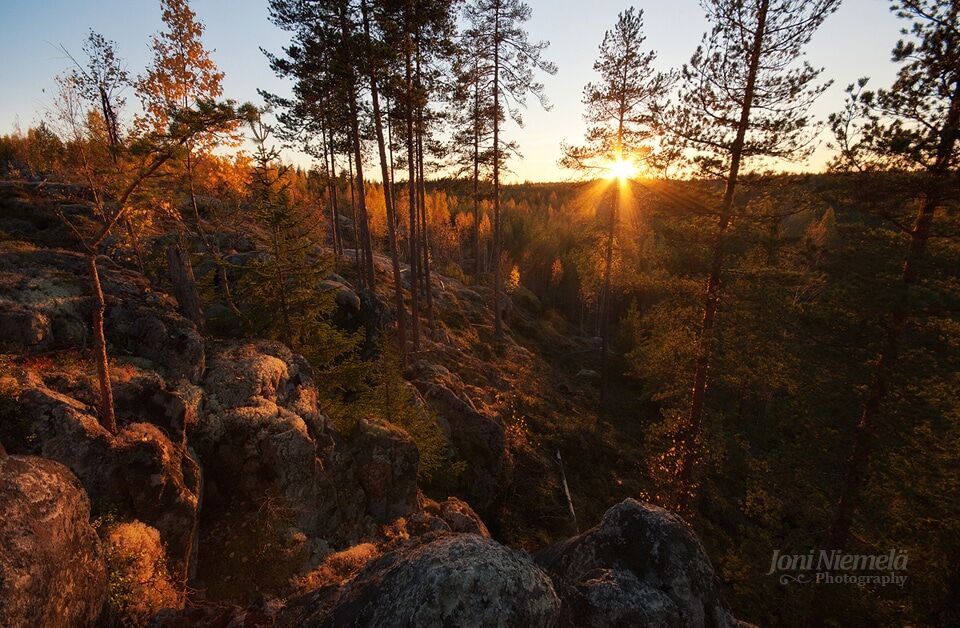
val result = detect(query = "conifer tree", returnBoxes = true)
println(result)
[462,0,556,345]
[449,23,496,285]
[561,7,670,408]
[668,0,840,509]
[825,0,960,550]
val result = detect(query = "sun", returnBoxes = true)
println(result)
[605,156,638,182]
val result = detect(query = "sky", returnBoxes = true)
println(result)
[0,0,904,182]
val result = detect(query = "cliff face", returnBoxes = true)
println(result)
[0,185,740,626]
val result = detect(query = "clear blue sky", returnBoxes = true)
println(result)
[0,0,903,182]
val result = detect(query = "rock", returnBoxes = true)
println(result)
[575,369,600,382]
[0,243,204,382]
[439,496,491,538]
[113,368,202,447]
[0,455,107,627]
[510,284,543,314]
[319,279,361,313]
[282,534,561,627]
[535,499,738,628]
[149,599,285,628]
[413,375,512,514]
[196,340,333,537]
[194,340,350,600]
[104,521,181,625]
[2,371,201,585]
[336,418,419,525]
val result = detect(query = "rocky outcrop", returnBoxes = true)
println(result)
[194,341,426,598]
[195,340,332,536]
[2,370,201,584]
[438,496,491,537]
[333,418,420,527]
[282,533,561,627]
[412,363,513,514]
[0,454,107,628]
[535,499,737,628]
[113,370,202,448]
[0,242,204,382]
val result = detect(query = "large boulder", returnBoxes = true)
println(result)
[535,499,738,628]
[438,496,491,538]
[1,370,201,585]
[196,340,334,538]
[0,454,107,627]
[282,533,561,627]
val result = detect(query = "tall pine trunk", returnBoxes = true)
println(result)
[473,56,482,285]
[415,44,435,332]
[362,0,407,362]
[341,5,376,291]
[675,0,769,511]
[321,113,342,263]
[347,157,362,282]
[404,19,420,351]
[827,79,960,548]
[492,0,503,346]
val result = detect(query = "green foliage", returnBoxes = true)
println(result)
[356,346,465,491]
[235,117,367,428]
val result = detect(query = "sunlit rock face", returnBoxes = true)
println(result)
[536,499,738,628]
[1,370,202,586]
[0,455,108,628]
[280,533,562,628]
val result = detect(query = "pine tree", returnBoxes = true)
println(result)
[241,115,360,357]
[561,6,670,409]
[825,0,960,551]
[449,23,496,285]
[667,0,840,509]
[462,0,556,346]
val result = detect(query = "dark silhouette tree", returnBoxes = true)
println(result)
[463,0,556,346]
[825,0,960,550]
[667,0,840,510]
[561,6,670,409]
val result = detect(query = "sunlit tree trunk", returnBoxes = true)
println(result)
[492,0,503,346]
[415,42,435,332]
[347,157,362,284]
[404,13,420,351]
[340,4,376,292]
[321,113,342,264]
[472,58,482,285]
[89,253,117,434]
